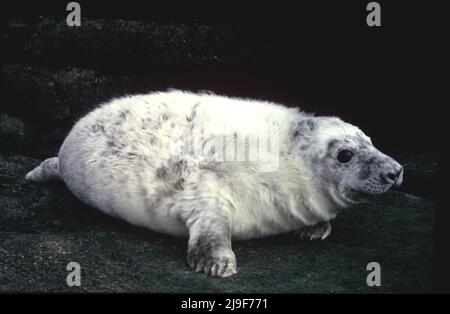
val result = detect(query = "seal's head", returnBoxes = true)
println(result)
[292,116,403,208]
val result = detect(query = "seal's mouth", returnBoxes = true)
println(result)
[334,187,370,206]
[345,188,375,203]
[341,187,388,205]
[343,181,401,204]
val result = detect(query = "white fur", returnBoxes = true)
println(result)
[37,91,377,240]
[25,90,405,276]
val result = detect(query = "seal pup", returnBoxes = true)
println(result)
[25,90,403,277]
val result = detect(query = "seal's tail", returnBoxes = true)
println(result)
[25,157,61,182]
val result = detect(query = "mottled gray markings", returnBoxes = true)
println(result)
[114,109,130,126]
[186,102,200,122]
[156,166,168,179]
[119,109,130,120]
[300,144,309,151]
[91,123,105,133]
[293,118,316,138]
[173,160,187,175]
[327,139,339,152]
[174,178,185,190]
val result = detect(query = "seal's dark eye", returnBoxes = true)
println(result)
[337,150,353,163]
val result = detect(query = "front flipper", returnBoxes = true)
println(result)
[295,221,332,240]
[184,200,237,278]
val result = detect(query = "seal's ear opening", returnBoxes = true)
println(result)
[293,118,316,138]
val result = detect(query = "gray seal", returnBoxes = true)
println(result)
[25,90,403,277]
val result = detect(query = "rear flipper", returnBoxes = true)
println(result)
[25,157,61,182]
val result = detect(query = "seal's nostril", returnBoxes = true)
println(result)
[387,172,397,181]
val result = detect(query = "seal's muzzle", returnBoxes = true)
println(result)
[380,159,403,188]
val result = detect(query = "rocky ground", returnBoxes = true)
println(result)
[1,17,437,293]
[0,152,435,292]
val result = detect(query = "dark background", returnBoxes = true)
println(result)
[1,1,447,293]
[2,1,443,154]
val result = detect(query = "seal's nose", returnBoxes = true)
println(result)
[381,163,403,186]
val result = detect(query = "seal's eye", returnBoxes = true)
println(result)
[337,149,353,163]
